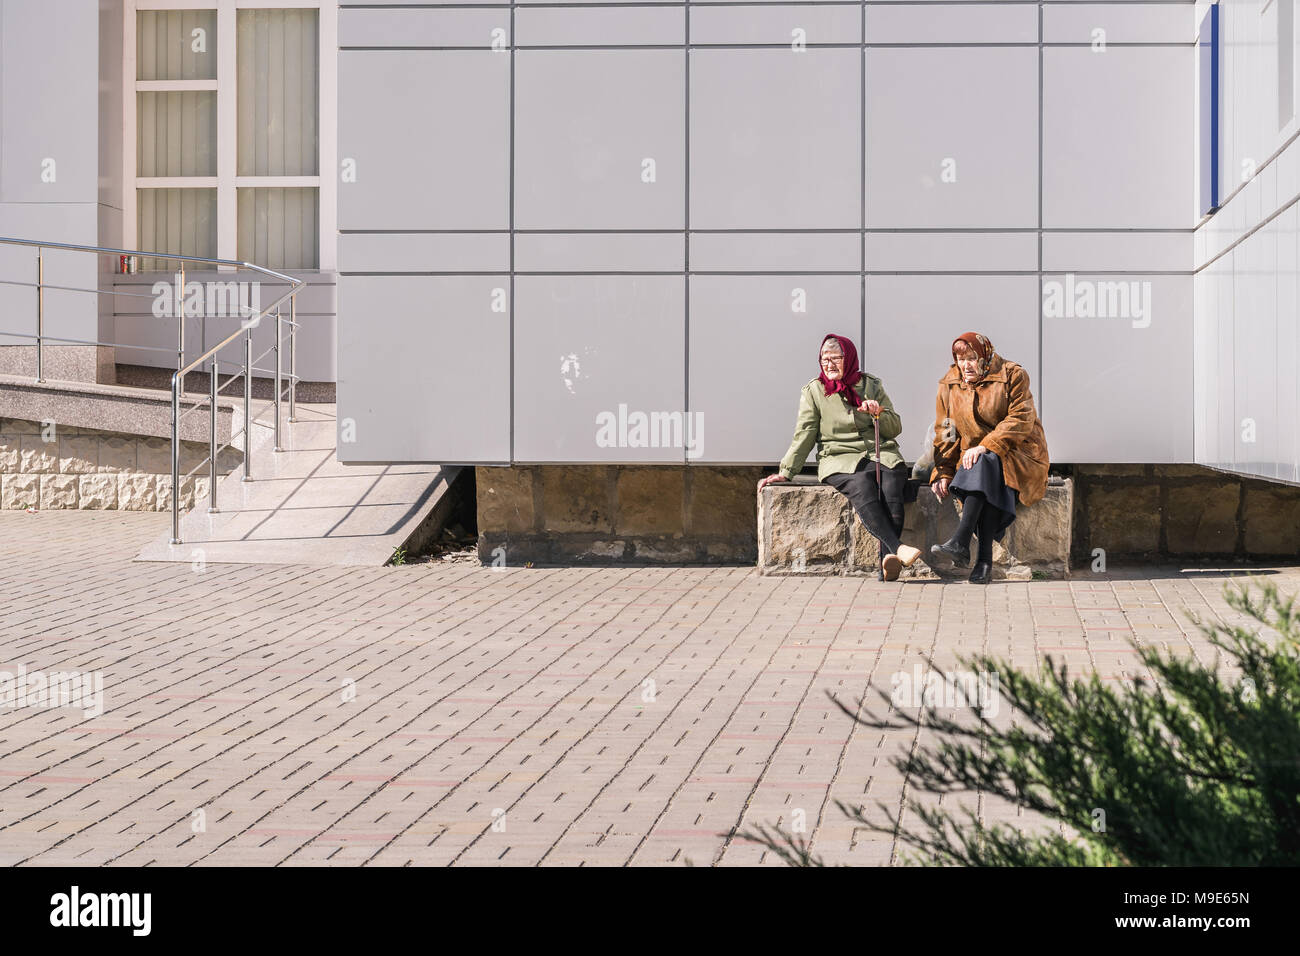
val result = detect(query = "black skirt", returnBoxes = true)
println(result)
[950,450,1017,541]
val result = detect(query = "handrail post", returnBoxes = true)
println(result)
[242,330,253,482]
[288,293,297,423]
[35,247,44,383]
[170,381,181,545]
[273,308,283,452]
[208,359,219,513]
[177,261,186,394]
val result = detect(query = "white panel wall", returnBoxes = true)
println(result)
[1194,0,1300,483]
[337,1,1197,466]
[0,0,100,354]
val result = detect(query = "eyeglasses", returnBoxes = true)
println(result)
[819,355,844,366]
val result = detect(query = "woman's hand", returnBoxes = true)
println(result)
[961,445,987,471]
[931,477,950,501]
[857,399,882,416]
[758,474,789,490]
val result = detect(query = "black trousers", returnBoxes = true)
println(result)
[822,458,908,553]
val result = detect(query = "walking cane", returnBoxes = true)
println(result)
[872,412,885,581]
[872,412,882,489]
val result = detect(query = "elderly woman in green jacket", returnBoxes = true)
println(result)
[759,333,922,580]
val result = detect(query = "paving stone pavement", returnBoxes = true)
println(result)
[2,511,1296,867]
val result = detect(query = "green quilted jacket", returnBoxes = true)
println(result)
[778,373,905,480]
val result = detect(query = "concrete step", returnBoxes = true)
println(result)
[134,402,456,566]
[0,372,236,444]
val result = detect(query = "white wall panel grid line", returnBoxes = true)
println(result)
[339,232,512,273]
[864,274,1042,465]
[513,274,687,464]
[515,232,687,271]
[337,274,511,463]
[336,3,1201,465]
[689,274,861,462]
[1043,3,1194,46]
[1043,231,1193,273]
[1043,45,1193,230]
[338,50,511,232]
[340,8,512,48]
[1231,224,1277,476]
[690,6,860,47]
[521,7,688,48]
[691,47,861,230]
[864,4,1039,45]
[865,47,1039,229]
[1275,202,1298,480]
[1042,271,1194,462]
[516,49,686,230]
[690,233,861,271]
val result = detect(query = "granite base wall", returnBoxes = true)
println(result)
[1070,464,1300,563]
[476,464,764,565]
[0,345,113,384]
[478,464,1300,568]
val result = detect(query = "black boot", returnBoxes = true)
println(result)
[930,493,984,570]
[929,539,970,570]
[968,506,998,584]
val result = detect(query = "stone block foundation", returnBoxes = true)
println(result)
[758,476,1073,580]
[476,464,764,565]
[1071,464,1300,563]
[0,418,242,512]
[477,463,1300,569]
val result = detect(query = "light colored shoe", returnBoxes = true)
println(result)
[882,553,902,581]
[896,544,922,567]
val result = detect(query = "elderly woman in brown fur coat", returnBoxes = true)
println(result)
[928,332,1049,584]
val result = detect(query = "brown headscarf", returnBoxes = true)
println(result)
[952,331,995,381]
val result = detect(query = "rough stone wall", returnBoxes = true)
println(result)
[759,477,1073,579]
[1070,464,1300,563]
[476,464,765,565]
[0,418,241,511]
[478,463,1300,569]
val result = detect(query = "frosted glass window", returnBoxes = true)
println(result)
[237,9,320,176]
[131,5,323,272]
[137,91,217,177]
[137,189,218,271]
[137,10,217,81]
[238,188,320,269]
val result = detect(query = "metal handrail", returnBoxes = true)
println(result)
[171,296,303,544]
[0,234,305,546]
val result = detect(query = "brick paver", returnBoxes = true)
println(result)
[1,511,1294,866]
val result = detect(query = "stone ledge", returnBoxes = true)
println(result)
[0,374,234,444]
[758,476,1073,580]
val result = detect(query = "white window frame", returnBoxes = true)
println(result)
[123,0,337,271]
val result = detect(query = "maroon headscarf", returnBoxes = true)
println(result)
[818,333,864,409]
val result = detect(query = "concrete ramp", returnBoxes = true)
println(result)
[136,402,457,566]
